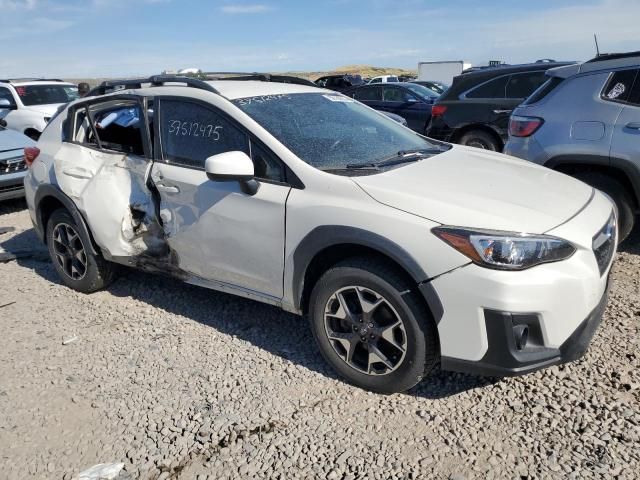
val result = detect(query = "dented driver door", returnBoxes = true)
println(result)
[54,96,162,260]
[150,97,290,301]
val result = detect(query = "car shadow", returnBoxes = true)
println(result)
[3,226,498,400]
[618,222,640,255]
[0,197,28,216]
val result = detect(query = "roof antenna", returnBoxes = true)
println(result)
[594,34,601,57]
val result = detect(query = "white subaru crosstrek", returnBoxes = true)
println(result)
[23,75,616,393]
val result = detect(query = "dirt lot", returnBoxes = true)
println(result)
[0,198,638,480]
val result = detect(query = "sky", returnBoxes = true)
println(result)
[0,0,638,78]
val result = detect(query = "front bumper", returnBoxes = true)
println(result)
[440,279,609,376]
[431,190,616,377]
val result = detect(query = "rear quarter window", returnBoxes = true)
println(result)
[601,69,639,104]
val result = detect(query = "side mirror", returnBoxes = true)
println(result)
[205,151,260,195]
[0,119,6,128]
[0,99,14,110]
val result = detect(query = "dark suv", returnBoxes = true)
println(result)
[426,62,571,151]
[314,74,364,93]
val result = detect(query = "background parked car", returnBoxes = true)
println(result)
[368,75,399,84]
[345,82,439,133]
[0,110,35,201]
[315,74,364,93]
[411,80,449,95]
[505,52,640,241]
[380,110,409,126]
[0,79,79,140]
[426,62,572,151]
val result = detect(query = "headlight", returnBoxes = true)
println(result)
[432,227,576,270]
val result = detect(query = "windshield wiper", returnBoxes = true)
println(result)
[343,147,445,170]
[373,148,443,168]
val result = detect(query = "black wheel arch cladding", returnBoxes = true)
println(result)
[291,225,444,323]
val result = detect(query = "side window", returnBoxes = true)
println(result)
[0,87,16,107]
[383,87,414,102]
[353,86,382,101]
[315,78,327,88]
[90,101,146,156]
[159,99,248,169]
[628,75,640,107]
[505,71,547,99]
[250,140,285,182]
[370,78,382,84]
[602,69,639,104]
[466,75,509,99]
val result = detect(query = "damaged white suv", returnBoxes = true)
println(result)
[24,75,616,393]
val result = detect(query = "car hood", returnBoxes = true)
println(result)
[23,104,63,116]
[352,146,594,233]
[0,128,35,152]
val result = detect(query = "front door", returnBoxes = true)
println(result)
[150,97,290,299]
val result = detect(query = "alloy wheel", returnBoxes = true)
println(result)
[52,223,88,280]
[324,286,407,375]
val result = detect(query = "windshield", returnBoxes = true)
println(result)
[15,84,79,106]
[233,92,444,171]
[404,83,439,100]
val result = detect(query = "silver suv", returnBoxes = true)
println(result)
[505,52,640,241]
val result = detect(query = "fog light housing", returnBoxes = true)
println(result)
[513,324,529,351]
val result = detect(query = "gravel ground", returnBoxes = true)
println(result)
[0,198,639,480]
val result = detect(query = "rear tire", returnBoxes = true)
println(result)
[46,209,118,293]
[572,172,635,243]
[459,129,501,151]
[308,257,439,393]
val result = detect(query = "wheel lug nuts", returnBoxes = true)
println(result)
[368,323,374,328]
[370,334,375,339]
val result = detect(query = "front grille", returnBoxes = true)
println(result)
[0,156,27,175]
[593,213,616,276]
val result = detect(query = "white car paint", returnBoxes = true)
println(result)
[368,75,399,84]
[0,81,77,136]
[25,80,616,376]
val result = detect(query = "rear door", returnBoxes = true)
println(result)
[351,85,384,110]
[150,97,291,299]
[54,96,159,259]
[382,86,428,132]
[463,71,547,139]
[609,69,640,171]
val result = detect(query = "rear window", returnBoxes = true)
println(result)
[15,84,79,106]
[523,77,564,105]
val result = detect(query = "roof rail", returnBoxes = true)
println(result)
[586,51,640,63]
[0,78,65,84]
[88,75,221,96]
[202,72,316,87]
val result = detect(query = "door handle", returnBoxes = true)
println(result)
[156,183,180,194]
[625,122,640,130]
[493,109,513,114]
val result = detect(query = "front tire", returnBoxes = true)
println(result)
[46,209,117,293]
[572,172,635,243]
[309,258,439,393]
